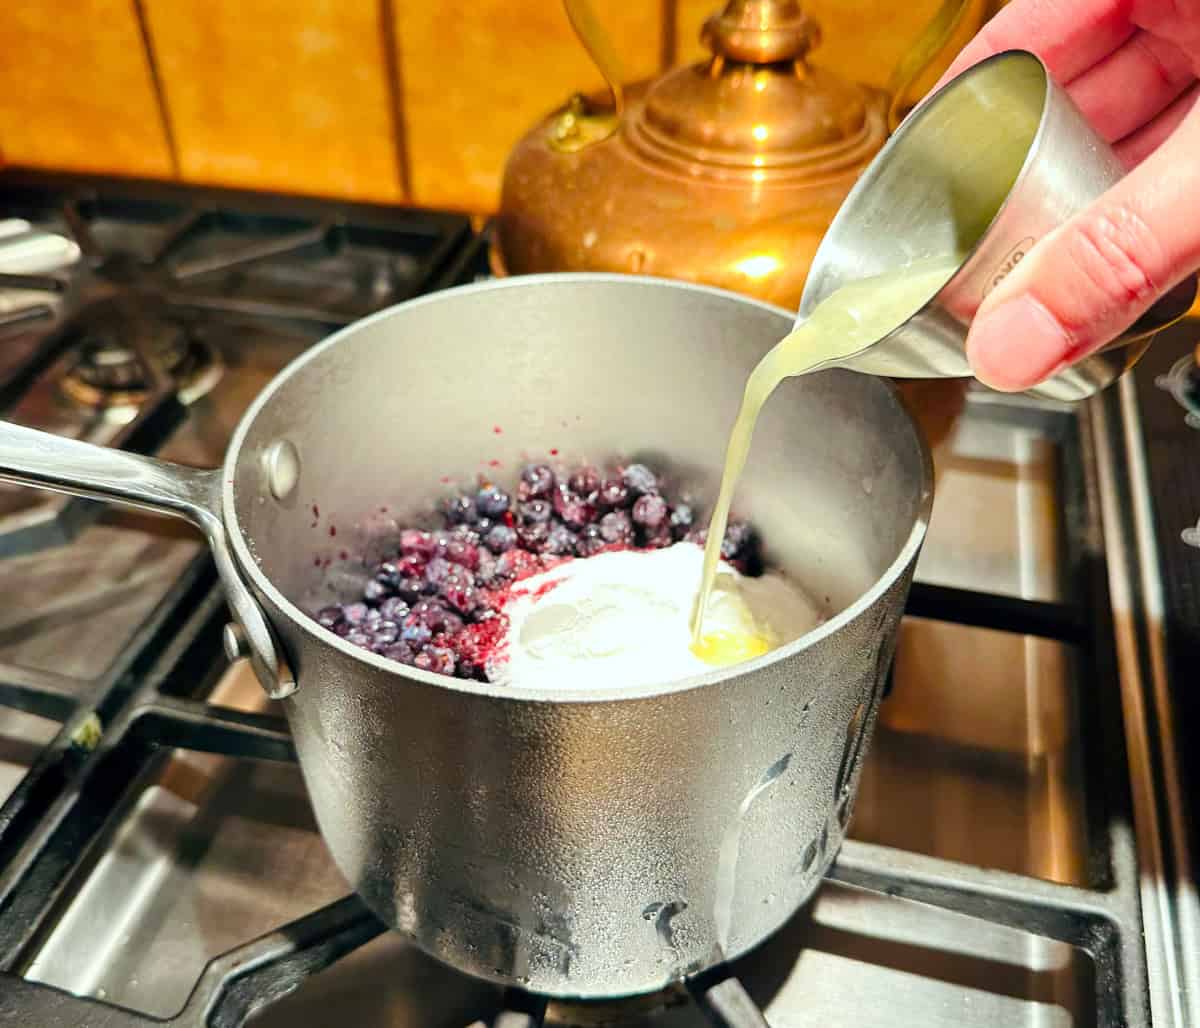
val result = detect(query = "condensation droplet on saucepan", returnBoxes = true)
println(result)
[861,476,874,495]
[795,834,820,877]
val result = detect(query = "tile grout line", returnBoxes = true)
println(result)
[379,0,413,203]
[660,0,678,70]
[131,0,181,179]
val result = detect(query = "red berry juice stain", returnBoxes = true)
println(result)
[493,425,503,434]
[531,578,564,601]
[339,550,348,561]
[380,505,389,513]
[549,448,559,456]
[440,476,451,484]
[329,525,337,537]
[488,459,502,468]
[312,504,319,519]
[313,556,321,567]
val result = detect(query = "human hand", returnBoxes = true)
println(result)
[936,0,1200,391]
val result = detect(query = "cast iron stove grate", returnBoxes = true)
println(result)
[0,205,1163,1027]
[0,171,473,558]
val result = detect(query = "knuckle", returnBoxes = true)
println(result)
[1067,203,1164,317]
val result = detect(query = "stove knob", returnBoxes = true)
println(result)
[1185,344,1200,405]
[1154,344,1200,422]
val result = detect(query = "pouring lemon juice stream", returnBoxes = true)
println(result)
[690,256,961,661]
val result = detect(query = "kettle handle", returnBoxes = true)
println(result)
[885,0,988,131]
[563,0,626,116]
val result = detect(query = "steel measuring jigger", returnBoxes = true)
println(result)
[798,49,1198,402]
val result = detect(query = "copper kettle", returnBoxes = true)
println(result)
[492,0,985,308]
[492,0,984,453]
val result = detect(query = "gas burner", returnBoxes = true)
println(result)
[59,315,223,412]
[544,986,688,1026]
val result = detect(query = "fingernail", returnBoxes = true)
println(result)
[966,296,1073,392]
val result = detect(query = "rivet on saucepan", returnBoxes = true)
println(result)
[223,622,249,662]
[261,439,300,501]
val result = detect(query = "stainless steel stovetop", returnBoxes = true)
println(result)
[0,169,1194,1028]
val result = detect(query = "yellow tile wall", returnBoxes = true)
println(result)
[0,0,1000,212]
[140,0,401,202]
[395,1,661,210]
[0,0,172,178]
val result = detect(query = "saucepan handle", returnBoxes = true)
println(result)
[0,419,296,700]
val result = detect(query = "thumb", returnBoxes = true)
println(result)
[965,103,1200,392]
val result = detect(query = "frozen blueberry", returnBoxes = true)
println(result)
[576,523,608,557]
[424,556,455,588]
[450,523,482,548]
[497,548,544,581]
[445,538,480,570]
[553,487,596,528]
[341,602,369,626]
[406,599,450,631]
[344,629,372,649]
[476,550,499,586]
[371,620,400,645]
[520,499,553,524]
[643,525,673,549]
[363,578,391,605]
[405,599,463,638]
[443,582,481,615]
[374,561,401,588]
[632,493,668,529]
[622,463,658,496]
[721,520,758,561]
[443,494,479,525]
[519,463,555,500]
[315,606,342,629]
[518,520,551,553]
[546,523,579,556]
[568,466,601,499]
[670,502,695,539]
[386,558,428,602]
[415,645,457,676]
[597,478,629,509]
[484,523,518,554]
[379,596,410,622]
[401,621,433,647]
[599,510,633,544]
[476,484,511,518]
[400,529,437,561]
[380,642,416,665]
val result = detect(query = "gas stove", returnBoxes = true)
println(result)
[0,169,1194,1028]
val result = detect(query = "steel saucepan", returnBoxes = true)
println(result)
[0,274,931,998]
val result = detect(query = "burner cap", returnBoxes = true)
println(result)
[545,984,688,1025]
[60,314,223,411]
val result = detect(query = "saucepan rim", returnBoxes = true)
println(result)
[223,272,935,704]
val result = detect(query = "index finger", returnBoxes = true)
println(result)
[932,0,1135,91]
